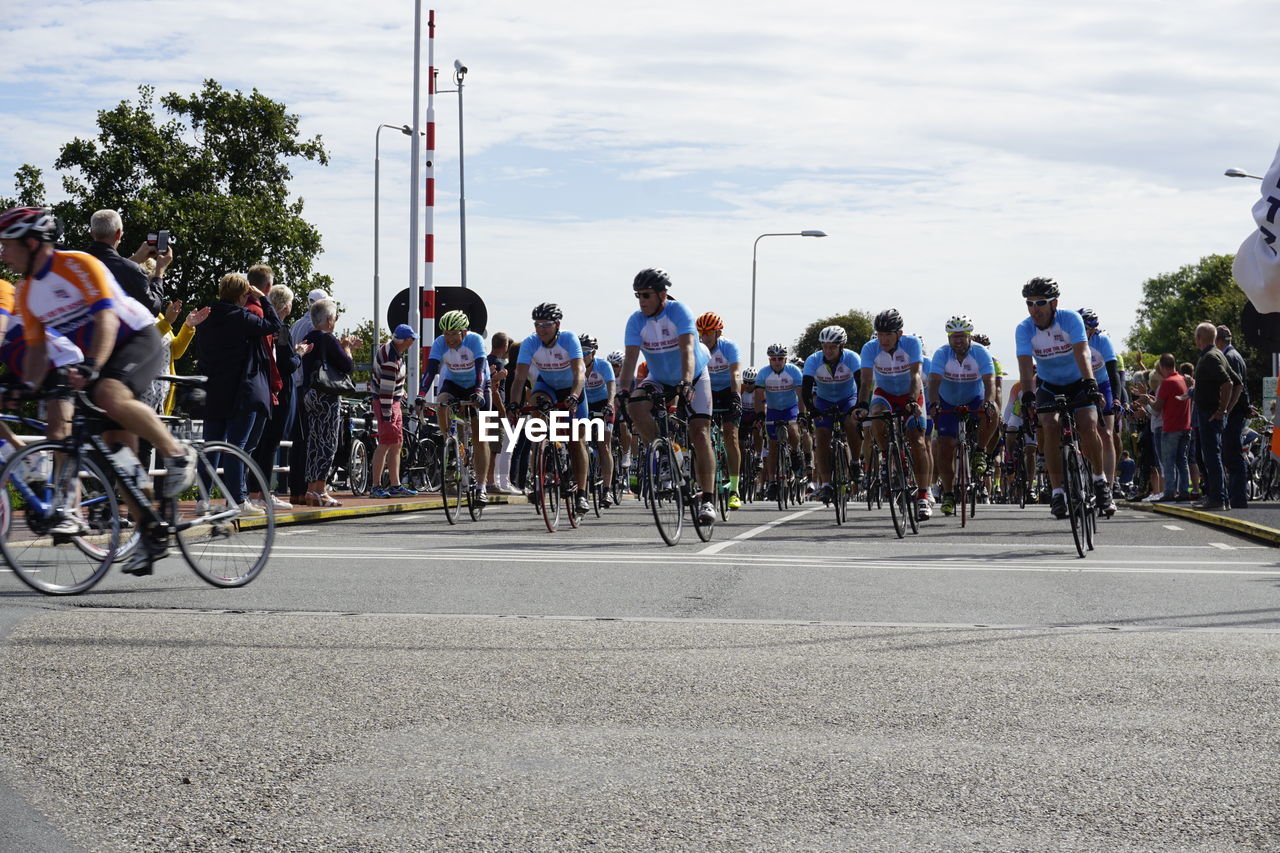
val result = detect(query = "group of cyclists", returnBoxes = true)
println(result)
[0,200,1125,570]
[413,266,1122,536]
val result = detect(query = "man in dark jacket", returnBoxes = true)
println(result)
[1216,325,1252,508]
[1192,323,1243,510]
[83,209,168,315]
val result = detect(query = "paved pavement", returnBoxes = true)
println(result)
[1,496,1277,852]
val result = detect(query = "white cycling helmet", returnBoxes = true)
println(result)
[945,315,974,334]
[766,343,788,358]
[742,367,759,383]
[606,350,624,367]
[817,325,848,345]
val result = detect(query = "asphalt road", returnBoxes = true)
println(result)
[1,497,1277,852]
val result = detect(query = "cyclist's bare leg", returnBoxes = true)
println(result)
[814,425,833,483]
[723,419,740,480]
[906,425,930,490]
[690,417,714,494]
[469,411,491,485]
[938,434,957,492]
[598,427,614,491]
[1097,411,1116,483]
[1038,412,1064,489]
[570,433,589,491]
[1075,406,1105,475]
[626,397,658,445]
[91,378,181,459]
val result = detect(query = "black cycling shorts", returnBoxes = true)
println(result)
[1034,378,1097,412]
[99,324,165,399]
[711,387,742,423]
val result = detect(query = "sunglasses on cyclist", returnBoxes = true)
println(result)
[1026,298,1052,307]
[533,321,557,329]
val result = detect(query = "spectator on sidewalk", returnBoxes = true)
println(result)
[288,287,331,503]
[248,282,302,512]
[1152,353,1191,501]
[299,298,358,507]
[1217,325,1252,508]
[84,209,167,315]
[1192,323,1242,510]
[195,273,281,515]
[486,332,514,492]
[369,323,417,498]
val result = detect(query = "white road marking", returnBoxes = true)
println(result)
[694,505,820,554]
[1209,542,1235,550]
[258,548,1280,577]
[1163,524,1183,531]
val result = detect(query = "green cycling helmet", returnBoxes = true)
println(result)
[439,310,470,331]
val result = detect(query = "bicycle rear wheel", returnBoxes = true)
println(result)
[562,447,581,530]
[649,438,684,546]
[832,438,848,525]
[956,440,969,528]
[176,442,274,588]
[441,436,463,525]
[348,438,371,496]
[536,441,561,533]
[0,442,120,595]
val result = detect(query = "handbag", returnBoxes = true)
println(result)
[310,360,357,396]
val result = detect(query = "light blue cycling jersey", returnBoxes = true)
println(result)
[758,362,803,409]
[930,342,994,405]
[624,298,708,384]
[427,331,487,386]
[859,335,923,395]
[1087,330,1117,384]
[1015,309,1088,385]
[518,330,583,390]
[585,356,615,403]
[803,349,860,401]
[706,337,741,391]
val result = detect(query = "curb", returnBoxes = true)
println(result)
[1121,501,1280,547]
[239,493,528,530]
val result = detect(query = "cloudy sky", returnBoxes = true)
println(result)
[1,0,1276,368]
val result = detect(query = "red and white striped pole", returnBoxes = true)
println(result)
[423,8,436,365]
[408,2,423,395]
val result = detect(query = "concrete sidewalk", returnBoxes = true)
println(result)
[240,490,529,529]
[1121,500,1280,546]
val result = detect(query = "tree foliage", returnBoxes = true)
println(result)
[2,81,330,314]
[1127,254,1265,401]
[794,309,875,362]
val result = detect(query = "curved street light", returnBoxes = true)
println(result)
[751,230,828,364]
[1225,168,1264,180]
[375,123,420,346]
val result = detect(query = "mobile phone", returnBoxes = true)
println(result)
[156,230,170,253]
[146,232,158,247]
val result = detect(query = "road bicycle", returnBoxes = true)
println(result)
[520,401,583,533]
[332,396,374,496]
[400,405,443,493]
[642,389,714,545]
[0,376,273,595]
[708,411,732,521]
[819,410,854,525]
[859,409,919,539]
[938,404,986,527]
[434,399,484,524]
[1036,395,1096,558]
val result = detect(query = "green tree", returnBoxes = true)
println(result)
[795,309,875,362]
[3,81,330,313]
[1128,254,1265,402]
[340,318,391,389]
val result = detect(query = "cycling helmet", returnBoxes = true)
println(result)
[438,310,469,331]
[1022,276,1060,299]
[742,367,759,383]
[766,343,788,358]
[606,350,624,368]
[944,315,974,334]
[972,333,991,346]
[873,309,904,332]
[578,333,598,353]
[696,312,723,333]
[1078,307,1099,328]
[817,325,848,345]
[632,268,671,292]
[531,302,563,322]
[0,206,60,243]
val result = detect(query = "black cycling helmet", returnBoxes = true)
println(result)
[971,333,991,346]
[531,302,563,322]
[632,268,671,292]
[1022,276,1060,300]
[577,333,597,352]
[1077,307,1099,328]
[873,308,904,333]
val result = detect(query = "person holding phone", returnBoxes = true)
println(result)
[83,209,170,315]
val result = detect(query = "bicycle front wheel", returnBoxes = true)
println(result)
[885,440,908,539]
[956,440,969,528]
[0,442,120,595]
[832,438,848,525]
[1064,445,1086,558]
[176,442,274,587]
[441,436,463,525]
[649,438,684,546]
[536,441,561,533]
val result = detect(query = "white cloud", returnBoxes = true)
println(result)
[0,0,1276,370]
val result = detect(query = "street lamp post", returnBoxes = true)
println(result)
[1225,168,1264,180]
[437,60,469,289]
[750,230,827,364]
[374,122,416,347]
